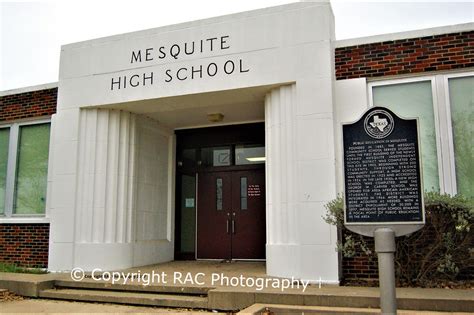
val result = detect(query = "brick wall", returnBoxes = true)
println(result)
[340,231,379,286]
[0,224,49,268]
[0,88,55,269]
[335,31,474,80]
[0,87,57,122]
[335,30,473,285]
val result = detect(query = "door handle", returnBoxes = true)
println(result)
[226,219,230,234]
[232,219,235,234]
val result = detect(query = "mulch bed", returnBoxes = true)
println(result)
[0,289,25,302]
[343,279,474,289]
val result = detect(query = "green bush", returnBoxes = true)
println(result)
[324,192,474,287]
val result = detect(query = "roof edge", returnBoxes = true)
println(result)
[335,22,474,48]
[0,82,58,97]
[61,2,329,50]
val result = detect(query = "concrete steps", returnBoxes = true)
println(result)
[2,274,472,312]
[38,280,209,309]
[54,279,211,295]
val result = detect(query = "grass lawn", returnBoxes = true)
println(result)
[0,262,47,274]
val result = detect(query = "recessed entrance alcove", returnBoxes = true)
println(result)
[48,2,339,283]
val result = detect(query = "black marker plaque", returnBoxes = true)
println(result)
[343,107,423,224]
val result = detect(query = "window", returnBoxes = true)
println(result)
[372,80,440,191]
[369,72,474,197]
[235,145,265,165]
[201,146,231,167]
[216,178,223,210]
[448,76,474,198]
[179,174,196,253]
[240,177,248,210]
[14,124,51,214]
[0,121,51,217]
[179,148,197,168]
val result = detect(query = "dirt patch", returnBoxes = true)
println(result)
[0,289,25,302]
[0,299,222,313]
[342,279,474,289]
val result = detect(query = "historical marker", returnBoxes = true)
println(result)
[342,106,425,234]
[342,106,425,315]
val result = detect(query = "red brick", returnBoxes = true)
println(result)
[336,31,473,80]
[0,224,49,268]
[0,87,57,122]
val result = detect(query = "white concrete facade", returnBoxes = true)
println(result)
[48,2,340,283]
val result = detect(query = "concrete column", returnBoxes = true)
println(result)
[48,108,174,271]
[264,85,298,278]
[264,83,339,283]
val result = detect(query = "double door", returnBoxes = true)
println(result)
[197,169,265,260]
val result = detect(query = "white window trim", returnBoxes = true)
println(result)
[367,71,474,196]
[0,217,51,224]
[1,122,13,216]
[0,118,51,221]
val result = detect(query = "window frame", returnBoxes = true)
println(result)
[367,71,474,196]
[0,123,12,217]
[0,118,51,222]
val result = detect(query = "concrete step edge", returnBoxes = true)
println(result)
[54,280,211,295]
[208,289,474,313]
[237,303,474,315]
[39,288,208,309]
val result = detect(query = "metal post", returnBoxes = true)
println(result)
[374,228,397,315]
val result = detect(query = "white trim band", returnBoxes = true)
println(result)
[0,217,50,224]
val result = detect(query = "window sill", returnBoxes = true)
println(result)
[0,217,50,224]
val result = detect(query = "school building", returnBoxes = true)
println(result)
[0,2,472,284]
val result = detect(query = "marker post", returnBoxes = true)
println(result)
[374,228,397,314]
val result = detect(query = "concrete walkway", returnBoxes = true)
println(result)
[1,261,472,313]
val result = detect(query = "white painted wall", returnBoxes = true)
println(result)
[132,116,175,267]
[56,2,335,109]
[333,78,369,194]
[49,108,137,270]
[265,82,339,283]
[49,2,342,282]
[48,109,174,271]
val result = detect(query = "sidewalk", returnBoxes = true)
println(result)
[1,261,472,313]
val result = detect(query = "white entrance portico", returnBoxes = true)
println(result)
[48,2,339,283]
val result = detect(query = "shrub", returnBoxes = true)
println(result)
[324,192,474,287]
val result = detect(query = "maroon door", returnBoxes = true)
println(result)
[196,172,232,259]
[197,169,265,259]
